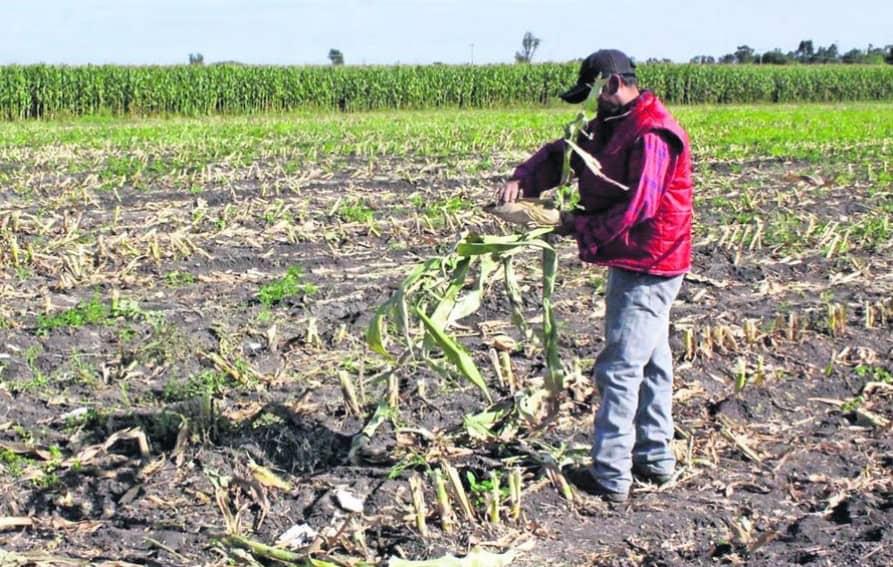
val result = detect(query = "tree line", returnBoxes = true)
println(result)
[191,36,891,67]
[688,41,893,65]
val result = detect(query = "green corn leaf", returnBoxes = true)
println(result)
[429,256,474,330]
[416,307,491,403]
[502,256,532,342]
[448,253,498,326]
[463,401,513,440]
[541,247,564,397]
[366,257,442,356]
[456,238,553,257]
[366,298,395,357]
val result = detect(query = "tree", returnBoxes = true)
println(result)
[814,43,840,63]
[864,44,886,64]
[795,40,815,63]
[514,31,541,64]
[886,46,893,65]
[719,53,736,64]
[188,52,204,65]
[328,49,344,66]
[761,49,789,65]
[841,48,865,64]
[690,55,716,64]
[734,45,755,64]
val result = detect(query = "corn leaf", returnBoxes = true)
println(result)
[502,256,531,342]
[448,253,498,326]
[565,138,629,191]
[429,257,474,330]
[416,307,491,403]
[463,402,513,440]
[366,258,442,356]
[542,247,564,397]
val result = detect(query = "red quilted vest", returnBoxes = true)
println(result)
[576,91,693,276]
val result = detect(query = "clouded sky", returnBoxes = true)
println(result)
[2,0,889,65]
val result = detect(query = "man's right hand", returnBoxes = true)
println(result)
[494,179,521,204]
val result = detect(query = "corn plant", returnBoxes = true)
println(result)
[366,228,556,404]
[5,64,893,119]
[366,106,613,410]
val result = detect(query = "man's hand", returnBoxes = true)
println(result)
[553,211,576,236]
[494,179,521,204]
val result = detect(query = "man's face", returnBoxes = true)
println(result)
[596,75,623,116]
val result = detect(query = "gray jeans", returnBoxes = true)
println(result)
[591,267,684,494]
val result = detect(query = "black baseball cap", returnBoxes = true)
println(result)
[559,49,637,103]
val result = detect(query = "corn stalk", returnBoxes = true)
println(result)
[365,107,621,410]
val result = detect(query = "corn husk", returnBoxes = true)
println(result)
[484,199,560,228]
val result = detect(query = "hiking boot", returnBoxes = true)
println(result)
[564,466,628,503]
[632,464,674,486]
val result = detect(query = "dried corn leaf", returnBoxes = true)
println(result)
[483,199,560,228]
[249,460,292,492]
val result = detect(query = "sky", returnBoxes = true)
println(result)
[2,0,890,66]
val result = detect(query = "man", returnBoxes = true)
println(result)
[495,49,693,503]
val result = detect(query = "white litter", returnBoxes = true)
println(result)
[275,523,318,549]
[334,488,365,513]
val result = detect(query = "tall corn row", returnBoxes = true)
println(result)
[2,64,893,119]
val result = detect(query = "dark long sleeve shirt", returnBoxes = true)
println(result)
[574,132,672,260]
[511,129,673,261]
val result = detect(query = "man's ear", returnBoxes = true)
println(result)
[606,74,622,95]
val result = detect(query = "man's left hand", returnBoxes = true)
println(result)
[553,211,576,236]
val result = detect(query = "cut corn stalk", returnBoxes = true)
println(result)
[443,462,475,521]
[338,370,362,417]
[508,467,522,521]
[409,474,429,537]
[432,468,455,533]
[488,471,501,524]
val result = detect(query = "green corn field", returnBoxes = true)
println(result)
[2,63,893,119]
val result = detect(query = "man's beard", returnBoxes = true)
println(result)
[598,97,622,117]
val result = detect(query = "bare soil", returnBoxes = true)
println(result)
[1,155,891,566]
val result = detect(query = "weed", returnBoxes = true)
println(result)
[163,370,233,402]
[68,352,98,385]
[37,294,110,332]
[337,199,375,224]
[841,396,864,413]
[17,345,49,392]
[855,364,893,384]
[0,449,30,478]
[258,265,317,306]
[12,424,32,443]
[165,270,196,287]
[31,471,62,490]
[388,454,428,480]
[465,470,508,507]
[256,307,273,323]
[64,408,102,431]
